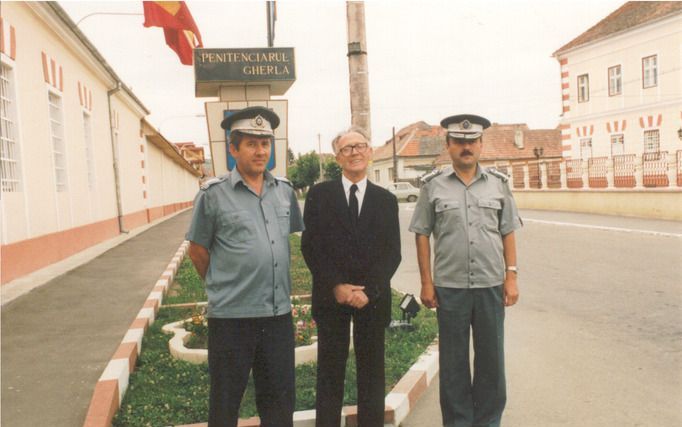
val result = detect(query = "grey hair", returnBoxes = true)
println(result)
[331,126,371,153]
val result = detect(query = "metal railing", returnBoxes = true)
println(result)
[488,150,681,190]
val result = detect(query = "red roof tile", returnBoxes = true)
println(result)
[554,2,682,55]
[373,121,445,161]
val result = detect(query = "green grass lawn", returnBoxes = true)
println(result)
[113,234,437,426]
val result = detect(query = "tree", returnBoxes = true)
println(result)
[323,158,342,181]
[288,151,320,192]
[287,147,295,165]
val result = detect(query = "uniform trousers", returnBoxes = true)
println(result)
[436,286,506,427]
[207,313,295,427]
[315,307,386,427]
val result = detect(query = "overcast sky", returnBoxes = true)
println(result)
[60,0,625,157]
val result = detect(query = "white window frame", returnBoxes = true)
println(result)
[643,129,660,154]
[580,138,592,160]
[608,65,622,96]
[48,89,68,192]
[1,60,22,192]
[577,74,589,102]
[610,134,624,156]
[388,167,395,181]
[642,55,657,88]
[82,110,96,191]
[374,169,380,182]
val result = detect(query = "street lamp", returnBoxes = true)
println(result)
[389,294,421,331]
[533,147,544,189]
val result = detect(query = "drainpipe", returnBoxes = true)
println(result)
[107,82,128,234]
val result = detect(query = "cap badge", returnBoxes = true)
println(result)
[252,115,265,128]
[461,120,471,130]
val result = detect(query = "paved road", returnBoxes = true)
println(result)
[396,205,682,426]
[1,210,193,427]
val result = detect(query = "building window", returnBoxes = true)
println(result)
[374,169,381,182]
[642,55,657,88]
[48,91,68,192]
[83,111,95,190]
[643,129,660,153]
[388,167,395,181]
[577,74,589,102]
[610,134,624,156]
[580,138,592,160]
[0,62,22,192]
[608,65,622,96]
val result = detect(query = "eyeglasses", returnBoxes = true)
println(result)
[338,142,369,156]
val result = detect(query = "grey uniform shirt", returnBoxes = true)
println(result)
[409,165,522,289]
[186,169,304,318]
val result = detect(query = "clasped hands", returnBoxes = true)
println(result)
[333,283,369,309]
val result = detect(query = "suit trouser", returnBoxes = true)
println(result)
[436,286,506,427]
[315,308,386,427]
[207,314,295,427]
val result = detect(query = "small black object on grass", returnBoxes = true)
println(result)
[389,293,421,331]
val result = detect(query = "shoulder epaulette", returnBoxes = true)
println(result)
[200,175,227,190]
[420,168,442,184]
[275,176,293,187]
[486,167,509,183]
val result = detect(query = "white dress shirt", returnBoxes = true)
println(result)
[341,175,367,215]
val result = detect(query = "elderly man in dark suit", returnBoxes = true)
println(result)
[301,126,401,426]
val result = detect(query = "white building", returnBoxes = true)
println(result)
[371,121,444,187]
[553,2,682,187]
[1,2,201,285]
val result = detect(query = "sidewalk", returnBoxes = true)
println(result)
[1,210,193,427]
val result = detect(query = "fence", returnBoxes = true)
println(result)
[488,150,682,191]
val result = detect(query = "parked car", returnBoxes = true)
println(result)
[385,182,419,202]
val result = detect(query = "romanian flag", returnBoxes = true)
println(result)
[143,1,203,65]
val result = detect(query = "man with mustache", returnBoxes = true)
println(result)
[186,106,303,427]
[409,114,522,427]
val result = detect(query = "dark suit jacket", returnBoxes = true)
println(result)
[301,179,401,326]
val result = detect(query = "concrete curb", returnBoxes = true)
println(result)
[162,318,320,366]
[81,240,189,427]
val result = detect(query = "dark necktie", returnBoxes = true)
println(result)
[349,184,359,227]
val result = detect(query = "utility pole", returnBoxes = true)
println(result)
[346,2,371,139]
[392,126,398,183]
[266,1,276,47]
[318,133,324,181]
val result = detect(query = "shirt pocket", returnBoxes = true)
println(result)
[435,199,460,230]
[276,206,291,237]
[478,198,502,230]
[219,210,255,244]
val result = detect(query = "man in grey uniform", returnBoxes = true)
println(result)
[186,106,303,427]
[409,114,521,427]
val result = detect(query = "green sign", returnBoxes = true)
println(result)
[195,48,295,83]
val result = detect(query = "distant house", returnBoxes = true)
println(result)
[175,142,207,177]
[434,123,562,167]
[553,1,682,165]
[371,121,445,186]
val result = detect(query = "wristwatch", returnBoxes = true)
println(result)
[505,266,518,273]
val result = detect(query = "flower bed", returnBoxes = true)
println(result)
[112,235,437,426]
